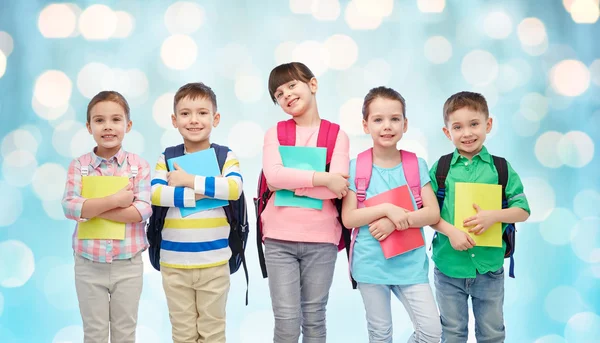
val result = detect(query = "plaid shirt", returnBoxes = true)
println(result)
[62,148,151,263]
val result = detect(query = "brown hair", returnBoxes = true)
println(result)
[268,62,315,103]
[174,82,218,113]
[443,91,489,125]
[362,86,406,120]
[87,91,130,123]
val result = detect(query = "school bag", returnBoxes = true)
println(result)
[254,119,353,282]
[347,148,423,287]
[146,143,250,304]
[434,153,516,278]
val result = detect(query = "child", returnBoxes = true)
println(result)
[150,82,243,343]
[341,86,442,343]
[62,91,151,343]
[429,91,530,342]
[261,62,350,342]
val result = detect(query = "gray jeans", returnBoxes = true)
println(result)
[265,238,338,343]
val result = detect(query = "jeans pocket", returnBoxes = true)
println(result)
[487,266,504,279]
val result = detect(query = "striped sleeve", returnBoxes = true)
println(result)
[193,149,243,201]
[150,153,196,208]
[61,158,86,221]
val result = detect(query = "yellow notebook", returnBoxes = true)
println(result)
[454,182,502,247]
[78,176,129,240]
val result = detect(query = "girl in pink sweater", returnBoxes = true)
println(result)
[261,62,350,343]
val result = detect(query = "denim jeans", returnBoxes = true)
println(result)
[357,282,442,343]
[434,267,505,343]
[265,238,338,343]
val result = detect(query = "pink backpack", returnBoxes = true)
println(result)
[78,152,140,178]
[347,148,422,286]
[254,119,352,279]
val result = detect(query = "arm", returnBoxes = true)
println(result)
[97,158,152,223]
[262,126,316,190]
[295,130,350,199]
[193,150,243,200]
[406,183,440,228]
[150,153,196,208]
[341,189,391,228]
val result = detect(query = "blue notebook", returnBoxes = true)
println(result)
[167,148,228,217]
[275,146,326,210]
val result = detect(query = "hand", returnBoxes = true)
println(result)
[463,204,498,235]
[195,194,207,201]
[447,227,476,251]
[167,163,195,188]
[386,205,410,230]
[112,183,134,208]
[369,217,396,241]
[267,183,280,192]
[326,173,350,199]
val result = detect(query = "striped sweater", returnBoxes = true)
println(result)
[150,147,243,269]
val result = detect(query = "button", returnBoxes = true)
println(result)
[471,254,475,257]
[464,162,468,166]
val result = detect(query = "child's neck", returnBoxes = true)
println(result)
[292,106,320,127]
[372,144,401,168]
[184,139,210,153]
[458,146,483,161]
[95,145,121,160]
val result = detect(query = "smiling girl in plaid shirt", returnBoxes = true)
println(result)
[62,91,151,343]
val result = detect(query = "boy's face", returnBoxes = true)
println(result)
[86,101,131,153]
[443,107,492,158]
[172,96,220,145]
[273,78,318,117]
[362,97,407,149]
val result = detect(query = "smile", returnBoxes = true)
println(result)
[287,98,299,107]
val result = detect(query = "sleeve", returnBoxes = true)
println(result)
[61,158,87,221]
[505,161,530,214]
[193,149,243,200]
[262,126,316,189]
[417,157,431,188]
[150,153,196,208]
[131,156,152,221]
[294,130,351,199]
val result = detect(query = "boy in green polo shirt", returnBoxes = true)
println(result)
[429,91,530,343]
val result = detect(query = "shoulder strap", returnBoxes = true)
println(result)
[492,156,509,207]
[164,144,185,172]
[126,153,139,178]
[211,143,229,172]
[277,119,296,146]
[79,154,93,176]
[435,153,453,190]
[355,148,373,204]
[400,150,422,209]
[317,119,339,164]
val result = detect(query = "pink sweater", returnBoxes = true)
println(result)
[261,124,350,245]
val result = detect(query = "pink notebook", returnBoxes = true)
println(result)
[364,185,425,259]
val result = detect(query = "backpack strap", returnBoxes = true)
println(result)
[400,150,422,209]
[435,153,454,209]
[277,119,297,146]
[317,119,339,164]
[79,154,93,176]
[164,144,185,171]
[492,155,516,278]
[355,148,373,204]
[126,153,139,178]
[492,156,508,207]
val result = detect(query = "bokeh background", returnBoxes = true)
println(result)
[0,0,599,342]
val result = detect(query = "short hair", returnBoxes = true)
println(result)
[268,62,315,103]
[443,91,489,125]
[87,91,130,123]
[174,82,218,113]
[362,86,406,120]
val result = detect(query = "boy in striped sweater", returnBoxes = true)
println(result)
[150,83,243,343]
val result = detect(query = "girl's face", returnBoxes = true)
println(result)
[86,101,131,156]
[273,78,318,117]
[362,97,407,149]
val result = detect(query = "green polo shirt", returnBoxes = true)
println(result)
[429,146,530,278]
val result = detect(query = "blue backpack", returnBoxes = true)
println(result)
[146,143,249,303]
[434,153,517,278]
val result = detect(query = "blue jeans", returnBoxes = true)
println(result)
[358,282,442,343]
[434,267,505,343]
[265,238,338,343]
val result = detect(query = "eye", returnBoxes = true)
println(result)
[374,118,382,122]
[95,119,103,123]
[289,83,295,89]
[276,92,282,99]
[392,117,401,121]
[200,111,209,115]
[181,112,188,116]
[114,118,121,121]
[453,125,460,130]
[471,122,479,127]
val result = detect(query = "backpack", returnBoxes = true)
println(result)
[146,143,250,304]
[434,153,516,278]
[254,119,353,280]
[347,148,422,288]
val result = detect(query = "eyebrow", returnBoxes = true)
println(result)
[178,107,210,112]
[91,113,124,119]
